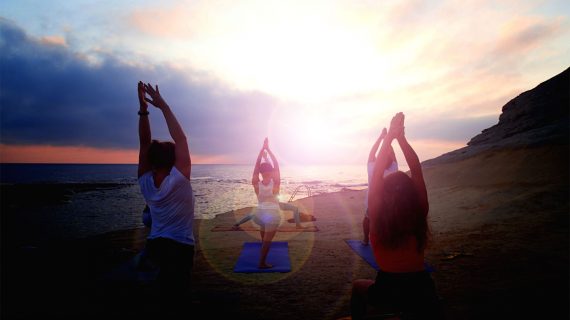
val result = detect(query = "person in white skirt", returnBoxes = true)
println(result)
[233,138,285,269]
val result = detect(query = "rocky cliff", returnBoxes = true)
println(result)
[424,67,569,166]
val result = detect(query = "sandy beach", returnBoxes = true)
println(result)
[3,69,568,319]
[185,145,568,319]
[4,144,567,319]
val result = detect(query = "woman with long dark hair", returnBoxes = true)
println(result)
[351,112,442,319]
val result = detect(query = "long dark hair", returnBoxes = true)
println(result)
[373,171,429,252]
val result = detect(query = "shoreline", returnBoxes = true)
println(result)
[0,181,366,232]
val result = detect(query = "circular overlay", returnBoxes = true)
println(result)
[198,195,317,285]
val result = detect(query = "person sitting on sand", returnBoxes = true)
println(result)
[362,128,398,245]
[136,81,195,309]
[351,113,442,319]
[232,138,288,269]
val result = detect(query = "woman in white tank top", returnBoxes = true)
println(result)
[234,138,282,269]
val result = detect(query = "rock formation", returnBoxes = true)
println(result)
[424,67,569,166]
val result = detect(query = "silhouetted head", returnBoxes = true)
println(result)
[259,162,274,180]
[373,171,429,251]
[148,140,175,170]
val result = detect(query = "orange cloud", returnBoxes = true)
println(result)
[192,154,235,164]
[0,144,138,164]
[494,16,563,56]
[0,144,235,164]
[40,35,67,46]
[128,1,210,39]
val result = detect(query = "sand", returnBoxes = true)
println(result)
[3,146,568,319]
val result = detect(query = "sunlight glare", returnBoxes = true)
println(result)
[188,3,391,102]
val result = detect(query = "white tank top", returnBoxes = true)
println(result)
[257,179,279,209]
[138,167,195,245]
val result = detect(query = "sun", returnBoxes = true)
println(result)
[220,26,387,102]
[269,107,354,164]
[298,117,334,149]
[183,2,390,103]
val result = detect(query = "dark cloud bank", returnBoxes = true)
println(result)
[0,17,281,160]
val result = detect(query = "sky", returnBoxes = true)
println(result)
[1,0,569,164]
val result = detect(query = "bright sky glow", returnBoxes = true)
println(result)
[1,0,569,164]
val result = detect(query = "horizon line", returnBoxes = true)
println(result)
[0,162,378,166]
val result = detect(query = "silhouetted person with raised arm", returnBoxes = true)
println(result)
[137,81,195,313]
[351,113,443,319]
[362,127,398,245]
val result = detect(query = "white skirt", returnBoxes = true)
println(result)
[252,202,282,230]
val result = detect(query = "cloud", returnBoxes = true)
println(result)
[0,143,234,164]
[406,115,498,142]
[120,0,569,107]
[493,16,563,57]
[40,35,67,46]
[128,2,199,39]
[0,18,283,162]
[0,144,138,164]
[2,0,568,164]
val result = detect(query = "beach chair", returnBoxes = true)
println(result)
[287,184,312,202]
[285,184,317,223]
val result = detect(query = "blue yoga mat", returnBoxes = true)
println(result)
[345,240,435,272]
[234,242,291,273]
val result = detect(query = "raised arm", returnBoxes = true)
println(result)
[368,128,387,163]
[265,141,280,195]
[138,81,152,178]
[144,83,191,179]
[368,114,403,224]
[251,140,266,196]
[396,127,429,216]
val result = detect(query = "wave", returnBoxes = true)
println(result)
[191,176,214,180]
[332,183,368,188]
[192,178,250,184]
[300,180,324,185]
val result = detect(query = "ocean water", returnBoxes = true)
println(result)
[1,163,368,240]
